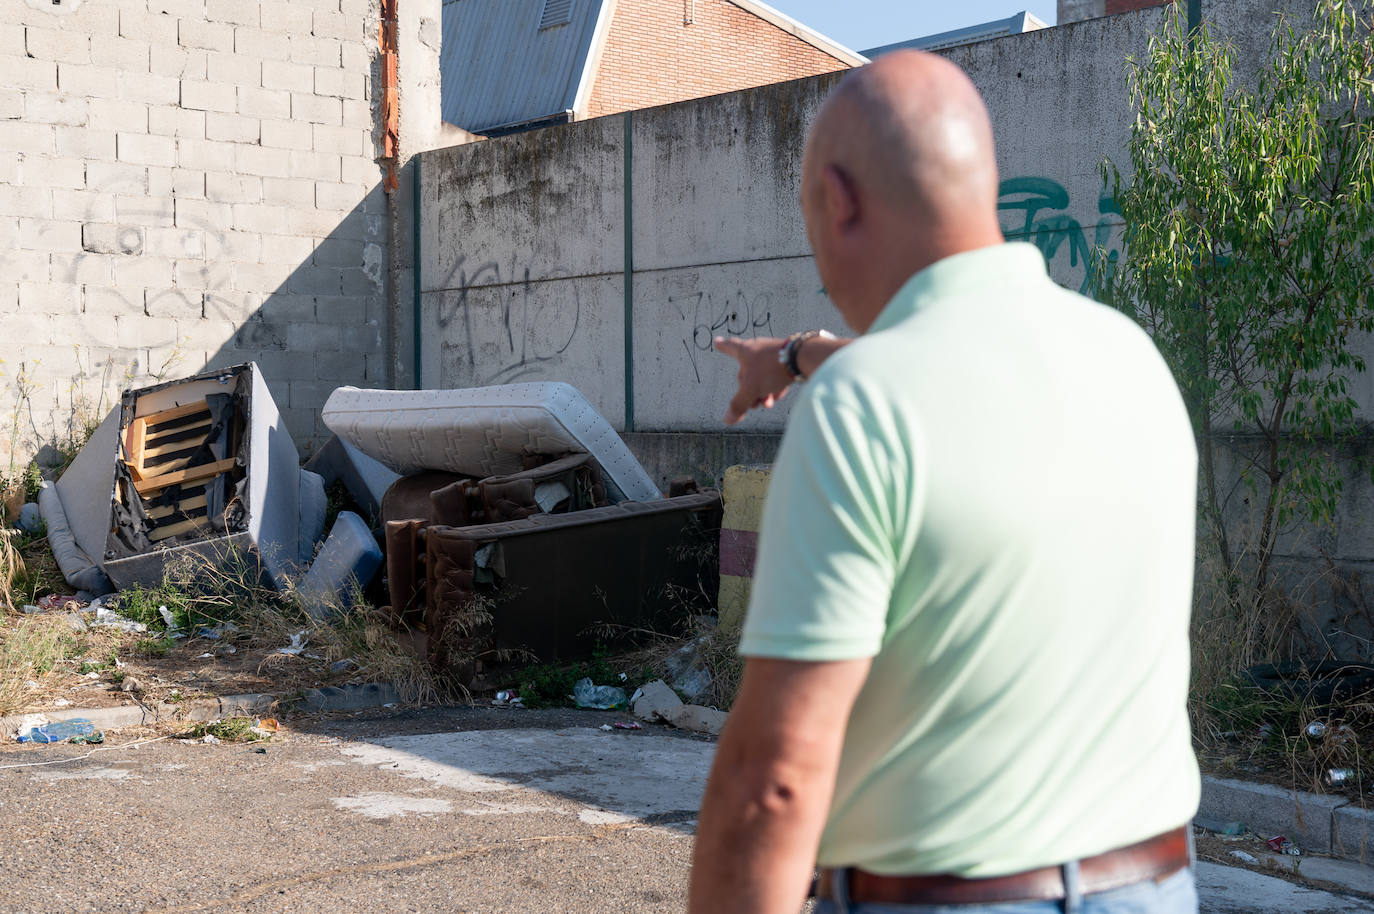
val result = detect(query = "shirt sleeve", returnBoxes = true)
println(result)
[738,385,901,661]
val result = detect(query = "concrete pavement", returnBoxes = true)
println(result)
[1,705,1370,913]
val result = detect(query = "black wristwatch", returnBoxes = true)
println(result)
[778,329,835,382]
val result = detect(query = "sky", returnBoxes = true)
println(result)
[766,1,1058,55]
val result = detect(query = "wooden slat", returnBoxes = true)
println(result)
[144,418,212,450]
[147,516,207,543]
[134,457,237,495]
[139,400,211,426]
[147,494,208,520]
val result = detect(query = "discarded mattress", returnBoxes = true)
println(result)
[321,383,660,503]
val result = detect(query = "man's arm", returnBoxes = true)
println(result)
[714,334,852,425]
[688,656,871,914]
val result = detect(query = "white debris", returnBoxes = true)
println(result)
[1229,850,1259,864]
[277,630,308,655]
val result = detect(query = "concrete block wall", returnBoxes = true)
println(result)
[584,0,852,120]
[1,0,387,470]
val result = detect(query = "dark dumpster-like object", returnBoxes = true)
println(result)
[387,491,722,671]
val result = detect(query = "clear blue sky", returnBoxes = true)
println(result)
[768,1,1058,54]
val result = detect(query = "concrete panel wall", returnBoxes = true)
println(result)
[1,0,389,470]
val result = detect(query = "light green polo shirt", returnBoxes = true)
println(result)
[739,242,1199,878]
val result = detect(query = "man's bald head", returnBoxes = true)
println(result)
[801,51,1004,331]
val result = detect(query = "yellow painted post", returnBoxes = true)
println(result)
[717,464,772,633]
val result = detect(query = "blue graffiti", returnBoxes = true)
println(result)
[998,176,1121,297]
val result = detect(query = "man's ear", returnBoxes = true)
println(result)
[820,165,859,233]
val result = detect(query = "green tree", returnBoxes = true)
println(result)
[1099,0,1374,630]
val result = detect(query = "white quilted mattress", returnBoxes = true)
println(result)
[321,383,661,502]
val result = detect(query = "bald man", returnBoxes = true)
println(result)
[688,51,1199,914]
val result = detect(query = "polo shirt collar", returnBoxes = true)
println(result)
[866,242,1048,336]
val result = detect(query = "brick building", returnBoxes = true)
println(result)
[440,0,864,136]
[1059,0,1171,24]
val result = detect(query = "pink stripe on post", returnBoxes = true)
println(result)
[719,528,759,578]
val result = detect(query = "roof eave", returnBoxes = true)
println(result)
[725,0,868,66]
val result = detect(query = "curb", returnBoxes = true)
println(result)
[1201,774,1374,865]
[1,682,406,739]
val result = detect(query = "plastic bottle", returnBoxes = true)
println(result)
[17,718,97,744]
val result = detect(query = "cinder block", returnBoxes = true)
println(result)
[207,0,260,26]
[90,37,152,73]
[85,286,143,316]
[340,156,381,187]
[173,258,232,291]
[20,156,84,190]
[87,162,146,194]
[143,286,202,319]
[181,80,238,113]
[178,19,235,52]
[82,224,144,256]
[261,60,313,93]
[117,133,176,167]
[150,46,207,81]
[287,321,341,352]
[7,312,53,346]
[4,56,57,91]
[172,316,237,352]
[205,112,261,144]
[311,11,356,40]
[203,290,262,320]
[341,99,373,131]
[119,72,180,106]
[231,202,292,234]
[261,177,315,210]
[177,138,235,173]
[55,127,116,160]
[6,250,51,283]
[202,229,259,261]
[274,5,315,36]
[281,264,341,296]
[238,86,291,120]
[257,293,315,323]
[24,28,91,65]
[1198,775,1344,855]
[143,227,204,259]
[87,99,147,133]
[23,93,87,127]
[233,26,291,62]
[119,10,179,45]
[0,122,55,155]
[666,704,728,736]
[207,52,262,88]
[51,313,116,346]
[289,149,340,182]
[260,118,312,151]
[205,172,262,204]
[340,42,371,72]
[112,254,174,288]
[234,145,291,179]
[313,181,363,212]
[19,218,82,253]
[0,282,17,313]
[235,320,287,351]
[291,35,341,68]
[19,280,81,314]
[258,233,314,265]
[114,195,175,228]
[53,189,114,223]
[339,321,381,352]
[288,206,350,237]
[50,252,113,285]
[290,93,341,126]
[115,313,178,349]
[148,107,206,139]
[313,67,363,100]
[0,88,20,121]
[312,238,363,269]
[232,261,291,294]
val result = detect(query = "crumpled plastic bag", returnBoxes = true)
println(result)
[573,677,627,710]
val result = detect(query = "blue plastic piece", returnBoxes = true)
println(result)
[18,718,97,744]
[296,511,382,620]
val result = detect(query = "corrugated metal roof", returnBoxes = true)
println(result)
[441,0,607,134]
[862,12,1047,57]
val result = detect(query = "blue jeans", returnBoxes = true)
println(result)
[812,865,1198,914]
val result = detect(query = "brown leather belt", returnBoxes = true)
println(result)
[814,826,1189,906]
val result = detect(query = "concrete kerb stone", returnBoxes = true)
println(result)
[1,682,405,741]
[1200,774,1374,863]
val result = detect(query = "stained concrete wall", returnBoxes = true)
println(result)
[418,7,1165,434]
[0,0,394,469]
